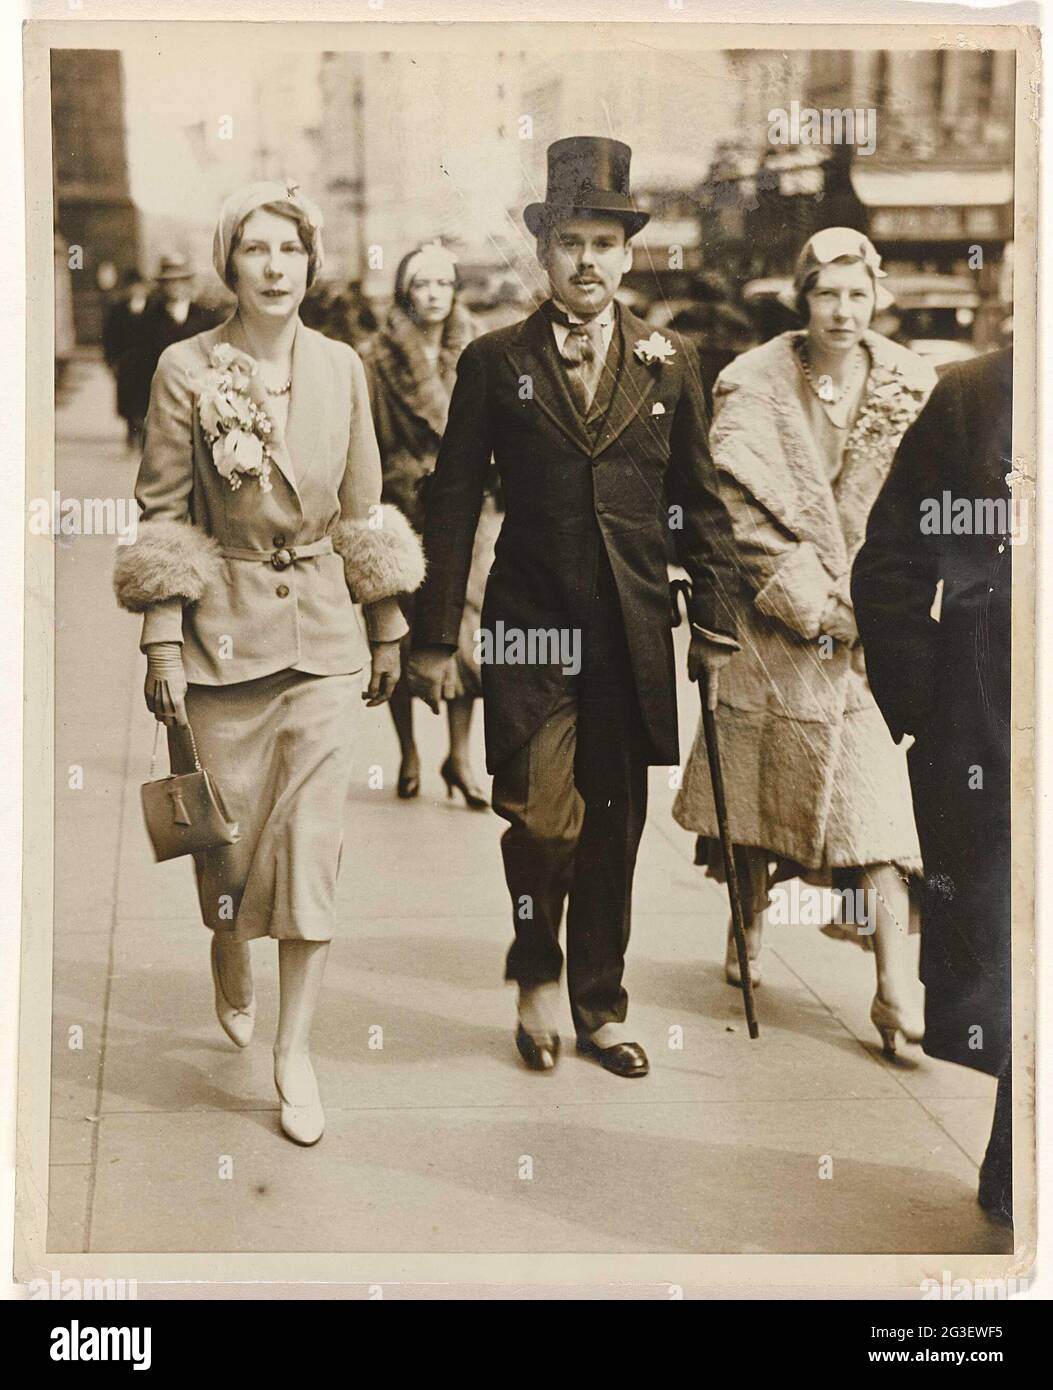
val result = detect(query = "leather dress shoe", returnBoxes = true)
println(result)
[576,1037,649,1078]
[515,1024,560,1071]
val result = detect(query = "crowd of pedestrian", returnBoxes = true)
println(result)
[106,145,1015,1230]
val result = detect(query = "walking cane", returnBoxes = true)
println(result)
[671,579,760,1038]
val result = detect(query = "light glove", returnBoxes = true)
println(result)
[144,641,189,727]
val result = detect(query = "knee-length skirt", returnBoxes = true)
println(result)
[168,668,361,942]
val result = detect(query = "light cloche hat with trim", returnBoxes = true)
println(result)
[212,180,325,289]
[778,227,894,313]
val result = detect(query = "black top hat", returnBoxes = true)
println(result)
[524,136,650,238]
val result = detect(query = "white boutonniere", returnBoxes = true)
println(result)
[634,332,676,366]
[196,343,275,494]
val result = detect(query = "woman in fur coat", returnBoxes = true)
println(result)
[673,229,937,1054]
[363,242,500,808]
[113,182,425,1146]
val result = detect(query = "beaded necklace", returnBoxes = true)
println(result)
[797,339,866,405]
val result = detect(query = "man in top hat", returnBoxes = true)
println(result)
[408,136,739,1077]
[122,253,218,447]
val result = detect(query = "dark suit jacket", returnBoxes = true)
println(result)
[121,297,220,424]
[852,346,1014,1075]
[414,301,738,771]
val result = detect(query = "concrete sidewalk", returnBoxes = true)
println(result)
[46,361,1008,1258]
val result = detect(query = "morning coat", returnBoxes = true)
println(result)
[412,301,739,772]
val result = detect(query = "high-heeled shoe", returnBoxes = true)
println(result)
[273,1053,325,1146]
[440,757,489,811]
[210,936,255,1048]
[870,994,925,1056]
[515,1024,561,1071]
[724,921,763,988]
[397,749,421,799]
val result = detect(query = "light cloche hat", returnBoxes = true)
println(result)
[778,227,894,312]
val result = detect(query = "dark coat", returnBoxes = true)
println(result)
[414,302,738,772]
[851,347,1014,1076]
[102,293,151,423]
[119,296,219,426]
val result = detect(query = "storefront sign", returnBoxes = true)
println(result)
[871,205,1008,241]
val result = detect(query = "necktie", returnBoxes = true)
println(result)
[549,304,608,415]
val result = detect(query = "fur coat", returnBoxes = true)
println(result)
[673,330,937,872]
[363,302,481,525]
[363,302,501,695]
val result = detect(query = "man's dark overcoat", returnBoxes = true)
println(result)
[414,302,738,772]
[852,347,1015,1076]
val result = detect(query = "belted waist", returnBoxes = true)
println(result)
[218,536,334,570]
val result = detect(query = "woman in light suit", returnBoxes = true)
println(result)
[114,182,425,1145]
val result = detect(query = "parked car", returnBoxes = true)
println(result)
[882,274,980,364]
[902,338,978,370]
[645,296,754,407]
[743,272,980,369]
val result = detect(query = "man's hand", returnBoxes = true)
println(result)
[363,639,402,707]
[405,646,458,714]
[687,632,740,685]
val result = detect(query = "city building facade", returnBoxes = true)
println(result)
[51,50,140,344]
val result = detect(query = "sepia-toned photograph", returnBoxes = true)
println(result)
[16,9,1038,1300]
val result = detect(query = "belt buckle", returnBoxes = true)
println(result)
[271,547,296,570]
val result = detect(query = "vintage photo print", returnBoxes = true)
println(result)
[16,9,1038,1299]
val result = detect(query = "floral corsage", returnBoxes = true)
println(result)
[196,343,275,493]
[633,332,676,366]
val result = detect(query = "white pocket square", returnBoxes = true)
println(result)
[651,402,666,416]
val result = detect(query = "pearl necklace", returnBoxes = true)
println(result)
[262,378,292,398]
[798,341,865,405]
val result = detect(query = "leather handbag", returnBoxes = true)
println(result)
[141,721,241,862]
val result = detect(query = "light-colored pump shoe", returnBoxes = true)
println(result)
[871,995,925,1057]
[210,936,256,1048]
[273,1054,325,1146]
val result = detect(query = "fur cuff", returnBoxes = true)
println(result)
[113,518,223,613]
[754,542,835,641]
[332,504,426,604]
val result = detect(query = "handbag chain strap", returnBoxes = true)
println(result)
[149,719,202,780]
